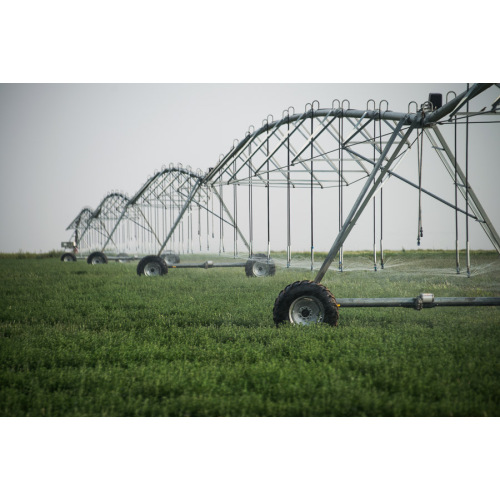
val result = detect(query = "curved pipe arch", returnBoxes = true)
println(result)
[203,84,492,188]
[128,165,204,206]
[92,192,130,218]
[66,207,93,231]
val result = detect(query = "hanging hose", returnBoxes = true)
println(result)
[248,141,253,257]
[211,189,214,240]
[310,106,314,272]
[465,84,471,277]
[266,119,271,260]
[372,107,377,271]
[339,109,344,271]
[417,129,424,246]
[233,158,238,257]
[219,180,224,255]
[198,205,202,251]
[206,192,210,251]
[219,180,222,255]
[454,112,460,273]
[190,181,194,254]
[286,110,291,268]
[379,114,384,269]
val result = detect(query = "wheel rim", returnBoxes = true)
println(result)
[253,261,268,277]
[144,262,161,276]
[289,295,325,325]
[63,255,72,262]
[91,257,103,265]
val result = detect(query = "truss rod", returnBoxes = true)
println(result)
[388,172,477,219]
[212,181,250,251]
[157,179,203,256]
[315,118,415,283]
[425,125,500,253]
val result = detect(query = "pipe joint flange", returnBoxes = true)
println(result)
[414,296,424,311]
[414,293,435,310]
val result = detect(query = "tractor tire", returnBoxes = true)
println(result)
[245,255,276,277]
[273,280,339,326]
[137,255,168,276]
[61,253,77,262]
[87,252,108,265]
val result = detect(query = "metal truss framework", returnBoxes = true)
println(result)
[68,165,249,258]
[66,207,93,250]
[195,83,499,279]
[66,84,500,282]
[68,193,129,254]
[62,83,500,326]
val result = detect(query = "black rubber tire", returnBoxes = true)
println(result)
[137,255,168,276]
[161,252,180,265]
[273,280,339,326]
[61,252,77,262]
[245,255,276,277]
[87,252,108,265]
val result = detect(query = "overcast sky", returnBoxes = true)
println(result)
[0,83,499,254]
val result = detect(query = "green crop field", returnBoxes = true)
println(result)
[1,251,499,416]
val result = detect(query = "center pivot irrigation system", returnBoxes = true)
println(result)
[63,83,500,325]
[62,164,274,277]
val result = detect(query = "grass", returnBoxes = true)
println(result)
[0,251,499,416]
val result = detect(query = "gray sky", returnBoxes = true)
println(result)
[0,83,499,253]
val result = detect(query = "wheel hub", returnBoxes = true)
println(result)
[289,296,325,325]
[299,306,311,318]
[144,262,161,276]
[253,262,268,277]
